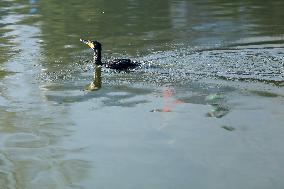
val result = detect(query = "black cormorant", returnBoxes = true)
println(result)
[80,39,139,70]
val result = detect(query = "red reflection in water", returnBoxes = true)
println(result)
[161,87,184,112]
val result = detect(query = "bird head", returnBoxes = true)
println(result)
[80,39,102,51]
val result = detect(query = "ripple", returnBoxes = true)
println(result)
[59,159,91,184]
[4,133,50,148]
[0,153,16,189]
[138,47,284,86]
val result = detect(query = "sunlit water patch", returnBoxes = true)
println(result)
[0,2,92,189]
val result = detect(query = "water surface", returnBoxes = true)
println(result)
[0,0,284,188]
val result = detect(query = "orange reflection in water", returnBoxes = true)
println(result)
[154,87,184,112]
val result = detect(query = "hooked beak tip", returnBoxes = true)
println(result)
[80,39,86,43]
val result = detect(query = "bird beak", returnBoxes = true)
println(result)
[80,39,94,49]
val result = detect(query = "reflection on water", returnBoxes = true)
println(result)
[151,87,184,112]
[0,1,91,188]
[0,0,284,188]
[85,65,102,91]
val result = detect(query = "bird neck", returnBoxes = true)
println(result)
[93,49,102,65]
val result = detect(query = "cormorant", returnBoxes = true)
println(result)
[80,39,139,70]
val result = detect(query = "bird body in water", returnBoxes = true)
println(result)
[80,39,139,70]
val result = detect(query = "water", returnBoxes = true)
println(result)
[0,0,284,188]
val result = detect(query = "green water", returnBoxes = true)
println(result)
[0,0,284,188]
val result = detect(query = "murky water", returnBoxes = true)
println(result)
[0,0,284,188]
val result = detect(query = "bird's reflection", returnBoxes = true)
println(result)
[85,65,102,91]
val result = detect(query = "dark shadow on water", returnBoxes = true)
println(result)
[215,75,284,87]
[248,90,283,98]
